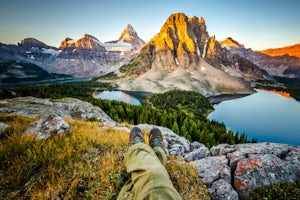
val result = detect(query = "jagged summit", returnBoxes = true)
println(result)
[59,34,105,51]
[220,37,244,49]
[119,24,137,41]
[118,24,145,50]
[135,12,210,73]
[20,38,48,48]
[199,17,205,24]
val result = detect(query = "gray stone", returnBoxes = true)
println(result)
[234,154,296,198]
[25,114,71,139]
[220,166,232,184]
[0,122,8,134]
[169,144,185,157]
[211,143,236,156]
[190,141,205,151]
[0,97,116,126]
[193,155,229,185]
[184,146,210,161]
[208,179,239,200]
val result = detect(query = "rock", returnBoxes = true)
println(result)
[193,142,300,199]
[234,154,297,198]
[175,137,191,152]
[0,97,116,126]
[25,114,71,139]
[184,146,210,161]
[190,141,206,151]
[220,166,232,184]
[210,143,236,156]
[193,155,229,186]
[211,142,291,168]
[208,179,239,200]
[0,122,8,134]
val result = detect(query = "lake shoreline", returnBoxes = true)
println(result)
[207,93,253,104]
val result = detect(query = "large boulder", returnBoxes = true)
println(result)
[0,97,116,126]
[0,122,8,134]
[208,143,300,199]
[234,154,297,198]
[25,114,71,139]
[208,179,239,200]
[193,155,229,186]
[184,146,210,162]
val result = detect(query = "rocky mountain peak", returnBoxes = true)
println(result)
[118,24,145,50]
[83,34,100,42]
[165,12,188,25]
[220,37,245,49]
[75,34,103,50]
[132,12,210,74]
[199,17,205,24]
[21,38,48,49]
[119,24,137,40]
[59,37,74,49]
[59,34,105,51]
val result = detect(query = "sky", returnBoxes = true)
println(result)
[0,0,299,50]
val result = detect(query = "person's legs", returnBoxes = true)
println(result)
[118,127,181,200]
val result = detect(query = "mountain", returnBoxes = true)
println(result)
[0,25,145,78]
[54,32,140,77]
[59,34,106,51]
[58,34,107,59]
[112,13,267,96]
[20,38,49,49]
[118,24,145,50]
[220,37,244,49]
[260,43,300,59]
[221,37,300,78]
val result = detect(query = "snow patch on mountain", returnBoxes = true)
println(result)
[102,41,132,52]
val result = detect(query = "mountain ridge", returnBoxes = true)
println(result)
[221,37,300,78]
[260,43,300,59]
[0,25,144,78]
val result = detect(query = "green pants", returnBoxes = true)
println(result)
[117,143,182,200]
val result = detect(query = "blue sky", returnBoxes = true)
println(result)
[0,0,299,50]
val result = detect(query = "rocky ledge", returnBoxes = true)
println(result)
[0,97,116,126]
[137,124,300,200]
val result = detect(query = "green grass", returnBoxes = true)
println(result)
[247,181,300,200]
[0,114,210,199]
[119,59,140,74]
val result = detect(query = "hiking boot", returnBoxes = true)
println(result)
[149,128,164,149]
[129,127,144,146]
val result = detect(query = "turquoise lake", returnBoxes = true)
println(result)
[208,90,300,146]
